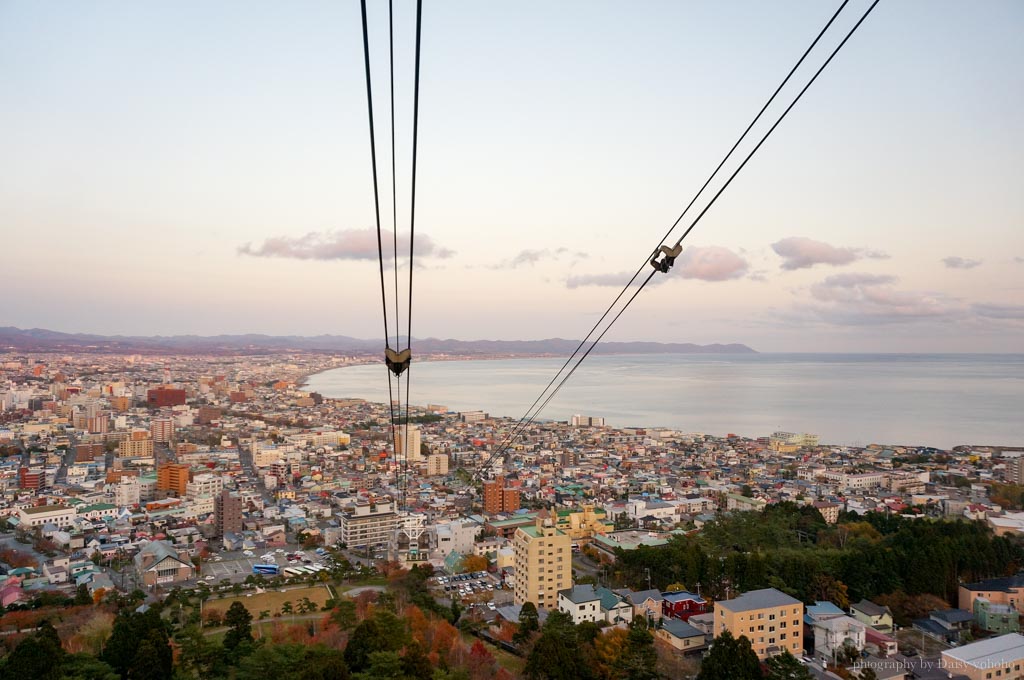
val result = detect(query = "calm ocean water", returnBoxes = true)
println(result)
[304,354,1024,449]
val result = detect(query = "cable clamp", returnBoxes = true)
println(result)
[649,244,683,273]
[385,347,412,377]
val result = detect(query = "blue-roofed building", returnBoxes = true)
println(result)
[655,617,707,653]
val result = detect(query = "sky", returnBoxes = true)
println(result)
[1,0,1022,352]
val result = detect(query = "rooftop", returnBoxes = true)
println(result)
[717,588,801,613]
[943,633,1024,668]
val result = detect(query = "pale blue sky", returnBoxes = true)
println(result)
[1,0,1022,351]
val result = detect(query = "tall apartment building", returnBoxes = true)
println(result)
[338,497,399,550]
[75,443,105,463]
[214,489,243,537]
[513,511,572,611]
[118,430,154,458]
[111,395,132,412]
[156,463,191,497]
[18,467,45,491]
[197,406,221,425]
[114,477,141,507]
[150,417,174,444]
[186,473,223,500]
[483,475,521,514]
[147,387,187,407]
[395,426,422,463]
[1006,458,1024,485]
[571,414,605,427]
[714,588,804,659]
[87,412,110,434]
[426,453,449,477]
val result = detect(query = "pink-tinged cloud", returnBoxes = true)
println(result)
[238,228,454,261]
[565,246,747,288]
[942,256,982,270]
[675,246,749,281]
[803,272,956,324]
[772,237,860,270]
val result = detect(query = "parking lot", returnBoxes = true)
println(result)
[432,571,508,607]
[198,547,326,582]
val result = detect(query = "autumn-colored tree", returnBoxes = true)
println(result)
[460,555,489,573]
[592,627,629,680]
[465,639,496,680]
[810,573,850,610]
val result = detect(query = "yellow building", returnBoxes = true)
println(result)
[556,505,613,542]
[118,430,154,458]
[714,588,803,659]
[513,510,571,611]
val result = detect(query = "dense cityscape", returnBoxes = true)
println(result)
[0,351,1022,679]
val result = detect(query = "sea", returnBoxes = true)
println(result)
[303,354,1024,449]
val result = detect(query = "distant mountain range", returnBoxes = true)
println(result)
[0,326,756,356]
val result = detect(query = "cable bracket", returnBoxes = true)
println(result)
[649,244,683,273]
[385,347,412,377]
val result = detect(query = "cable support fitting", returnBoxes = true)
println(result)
[385,347,412,377]
[649,244,683,273]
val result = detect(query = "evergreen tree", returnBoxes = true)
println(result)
[514,601,540,645]
[616,618,658,680]
[764,650,813,680]
[696,631,761,680]
[524,611,593,680]
[223,601,254,651]
[74,583,94,606]
[0,621,64,680]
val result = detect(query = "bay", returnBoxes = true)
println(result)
[304,354,1024,449]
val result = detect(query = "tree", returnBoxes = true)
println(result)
[460,555,489,573]
[764,650,813,680]
[401,642,434,680]
[0,621,64,680]
[281,600,293,615]
[524,611,593,680]
[616,618,658,680]
[74,583,93,606]
[514,601,540,645]
[330,599,358,631]
[696,631,761,680]
[223,601,254,651]
[101,609,173,680]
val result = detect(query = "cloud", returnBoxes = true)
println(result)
[942,256,982,269]
[501,248,589,268]
[565,246,748,288]
[675,246,749,281]
[971,303,1024,320]
[566,271,653,289]
[238,228,454,261]
[1015,256,1024,264]
[771,237,890,271]
[800,272,957,325]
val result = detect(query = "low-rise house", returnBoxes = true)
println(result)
[851,599,894,632]
[655,618,707,653]
[662,590,708,621]
[812,615,867,663]
[959,574,1024,616]
[913,608,973,645]
[624,589,664,621]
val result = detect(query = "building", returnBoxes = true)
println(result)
[662,590,709,622]
[426,453,449,477]
[197,406,221,425]
[133,540,194,587]
[186,473,223,501]
[851,599,895,632]
[147,387,187,408]
[813,615,867,663]
[395,426,422,463]
[484,475,521,514]
[18,505,75,528]
[940,633,1024,680]
[960,575,1024,616]
[214,490,243,537]
[556,505,613,542]
[113,477,141,507]
[17,467,45,490]
[512,511,571,612]
[338,497,399,550]
[655,618,707,653]
[714,588,803,660]
[150,417,173,444]
[558,584,602,623]
[118,430,154,458]
[571,414,605,427]
[812,501,841,524]
[75,443,105,463]
[156,463,191,497]
[974,597,1021,635]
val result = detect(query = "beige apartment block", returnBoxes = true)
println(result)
[513,510,571,612]
[714,588,804,659]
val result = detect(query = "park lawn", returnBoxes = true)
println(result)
[204,585,332,617]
